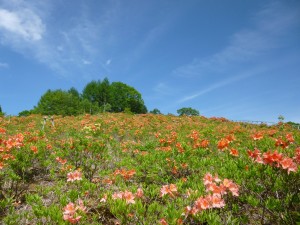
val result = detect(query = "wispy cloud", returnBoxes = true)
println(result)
[176,68,263,103]
[154,82,175,96]
[0,62,9,68]
[0,0,110,76]
[82,59,92,65]
[173,1,300,78]
[0,8,45,42]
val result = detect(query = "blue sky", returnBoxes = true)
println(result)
[0,0,299,122]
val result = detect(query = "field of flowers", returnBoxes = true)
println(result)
[0,113,299,224]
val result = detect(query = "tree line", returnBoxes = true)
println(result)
[19,78,148,116]
[1,77,201,117]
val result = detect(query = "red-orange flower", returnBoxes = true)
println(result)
[160,184,178,198]
[0,128,6,134]
[63,199,86,224]
[275,138,288,149]
[280,157,298,174]
[252,132,263,140]
[286,133,294,143]
[217,138,229,150]
[230,148,239,157]
[247,148,261,160]
[159,218,168,225]
[67,170,83,182]
[30,146,38,154]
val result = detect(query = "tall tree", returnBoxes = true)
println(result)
[68,87,80,99]
[150,108,162,114]
[0,105,4,116]
[177,107,199,116]
[82,80,101,104]
[35,89,83,116]
[109,82,147,113]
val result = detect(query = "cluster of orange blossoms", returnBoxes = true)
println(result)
[113,169,136,180]
[217,135,235,150]
[274,134,293,149]
[187,130,210,149]
[112,188,143,204]
[184,173,239,216]
[160,184,178,198]
[56,157,67,165]
[67,170,83,182]
[0,133,25,169]
[247,149,298,174]
[63,199,86,224]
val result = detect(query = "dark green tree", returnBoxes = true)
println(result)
[82,78,112,108]
[82,80,101,104]
[34,89,83,116]
[98,78,111,108]
[150,108,162,114]
[177,107,199,116]
[109,82,147,113]
[18,110,33,117]
[68,87,81,99]
[0,105,4,116]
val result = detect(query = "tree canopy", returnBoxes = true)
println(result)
[29,78,147,116]
[177,107,199,116]
[150,108,162,114]
[0,105,4,117]
[34,89,83,116]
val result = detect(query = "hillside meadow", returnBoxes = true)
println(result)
[0,114,299,224]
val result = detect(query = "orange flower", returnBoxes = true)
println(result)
[114,169,136,180]
[67,170,83,182]
[203,173,214,186]
[136,188,144,198]
[56,157,67,165]
[63,202,76,216]
[63,200,86,224]
[0,161,5,170]
[200,139,209,148]
[225,135,235,143]
[280,157,298,174]
[123,191,135,204]
[230,148,239,157]
[217,138,229,150]
[206,183,226,196]
[160,184,178,197]
[286,133,294,143]
[275,137,288,149]
[112,191,136,204]
[0,128,6,134]
[223,179,239,196]
[159,218,168,225]
[263,151,282,166]
[30,146,38,154]
[211,194,225,208]
[252,132,263,140]
[194,196,211,210]
[294,147,300,164]
[247,148,261,160]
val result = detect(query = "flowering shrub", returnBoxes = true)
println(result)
[0,114,299,224]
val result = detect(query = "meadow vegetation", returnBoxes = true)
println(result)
[0,113,299,224]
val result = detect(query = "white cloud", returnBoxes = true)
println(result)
[0,62,9,68]
[106,59,111,65]
[0,8,45,41]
